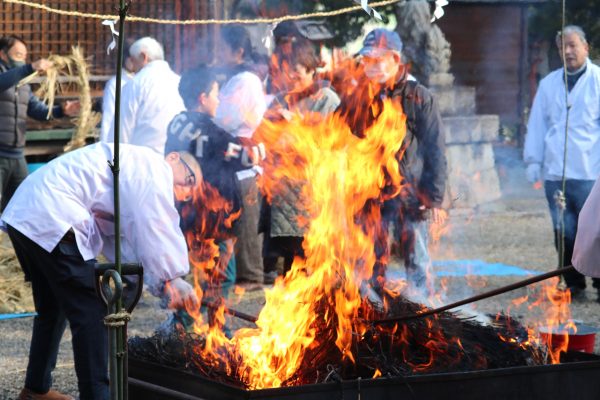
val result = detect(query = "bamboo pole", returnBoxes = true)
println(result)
[108,1,128,399]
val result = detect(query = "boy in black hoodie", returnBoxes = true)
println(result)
[165,66,264,331]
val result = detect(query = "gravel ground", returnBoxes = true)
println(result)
[1,146,599,398]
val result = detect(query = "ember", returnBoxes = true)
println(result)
[129,294,543,388]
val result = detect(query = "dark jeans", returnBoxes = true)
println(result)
[234,174,263,283]
[544,180,600,290]
[0,155,28,211]
[375,199,430,291]
[8,225,109,400]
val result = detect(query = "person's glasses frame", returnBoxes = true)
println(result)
[180,157,196,187]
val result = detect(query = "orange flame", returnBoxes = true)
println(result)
[179,78,407,388]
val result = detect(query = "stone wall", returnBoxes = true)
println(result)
[431,74,502,208]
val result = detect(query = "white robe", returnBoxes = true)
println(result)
[1,142,189,293]
[524,58,600,181]
[214,71,267,139]
[572,177,600,278]
[106,60,185,155]
[99,70,133,143]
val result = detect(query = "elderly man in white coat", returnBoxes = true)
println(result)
[524,25,600,301]
[2,142,200,400]
[106,37,185,155]
[99,40,135,143]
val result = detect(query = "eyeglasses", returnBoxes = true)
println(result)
[180,157,196,187]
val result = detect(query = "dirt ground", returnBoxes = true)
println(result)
[1,145,599,399]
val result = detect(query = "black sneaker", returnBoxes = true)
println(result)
[569,287,587,302]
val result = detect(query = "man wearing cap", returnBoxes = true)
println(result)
[2,142,200,399]
[340,28,447,292]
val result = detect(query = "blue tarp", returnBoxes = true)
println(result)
[432,259,537,277]
[388,259,538,279]
[27,163,46,174]
[0,312,36,320]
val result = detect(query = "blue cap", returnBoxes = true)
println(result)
[359,29,403,57]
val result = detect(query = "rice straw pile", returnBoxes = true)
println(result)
[33,46,101,152]
[0,240,33,314]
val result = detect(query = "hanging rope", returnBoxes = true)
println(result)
[3,0,401,24]
[556,0,570,273]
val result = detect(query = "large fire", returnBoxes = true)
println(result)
[173,61,573,389]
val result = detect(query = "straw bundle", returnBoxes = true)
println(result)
[33,46,101,152]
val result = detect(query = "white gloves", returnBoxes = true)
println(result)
[526,163,542,183]
[162,277,199,311]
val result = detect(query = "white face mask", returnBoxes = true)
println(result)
[364,63,394,83]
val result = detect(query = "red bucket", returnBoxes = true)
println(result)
[539,322,598,353]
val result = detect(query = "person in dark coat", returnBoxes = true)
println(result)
[0,35,79,210]
[339,29,447,292]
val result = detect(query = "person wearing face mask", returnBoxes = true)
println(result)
[524,25,600,302]
[0,35,79,211]
[338,28,447,294]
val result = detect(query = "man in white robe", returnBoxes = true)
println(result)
[524,25,600,300]
[2,142,200,399]
[106,37,185,155]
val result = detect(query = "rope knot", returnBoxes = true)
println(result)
[104,310,131,327]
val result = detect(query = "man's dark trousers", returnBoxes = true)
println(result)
[8,225,109,400]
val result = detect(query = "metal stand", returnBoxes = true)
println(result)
[95,263,143,400]
[100,2,130,398]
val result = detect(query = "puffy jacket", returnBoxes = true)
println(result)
[262,81,341,237]
[0,61,62,156]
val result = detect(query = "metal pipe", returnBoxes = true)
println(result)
[372,266,576,325]
[201,300,257,324]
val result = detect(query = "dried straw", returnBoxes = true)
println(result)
[0,240,33,314]
[34,46,101,152]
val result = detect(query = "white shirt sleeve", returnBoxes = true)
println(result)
[524,83,547,165]
[107,81,138,144]
[129,178,190,295]
[100,77,117,143]
[214,71,267,138]
[573,178,600,278]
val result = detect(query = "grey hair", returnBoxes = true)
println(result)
[556,25,587,46]
[129,37,164,61]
